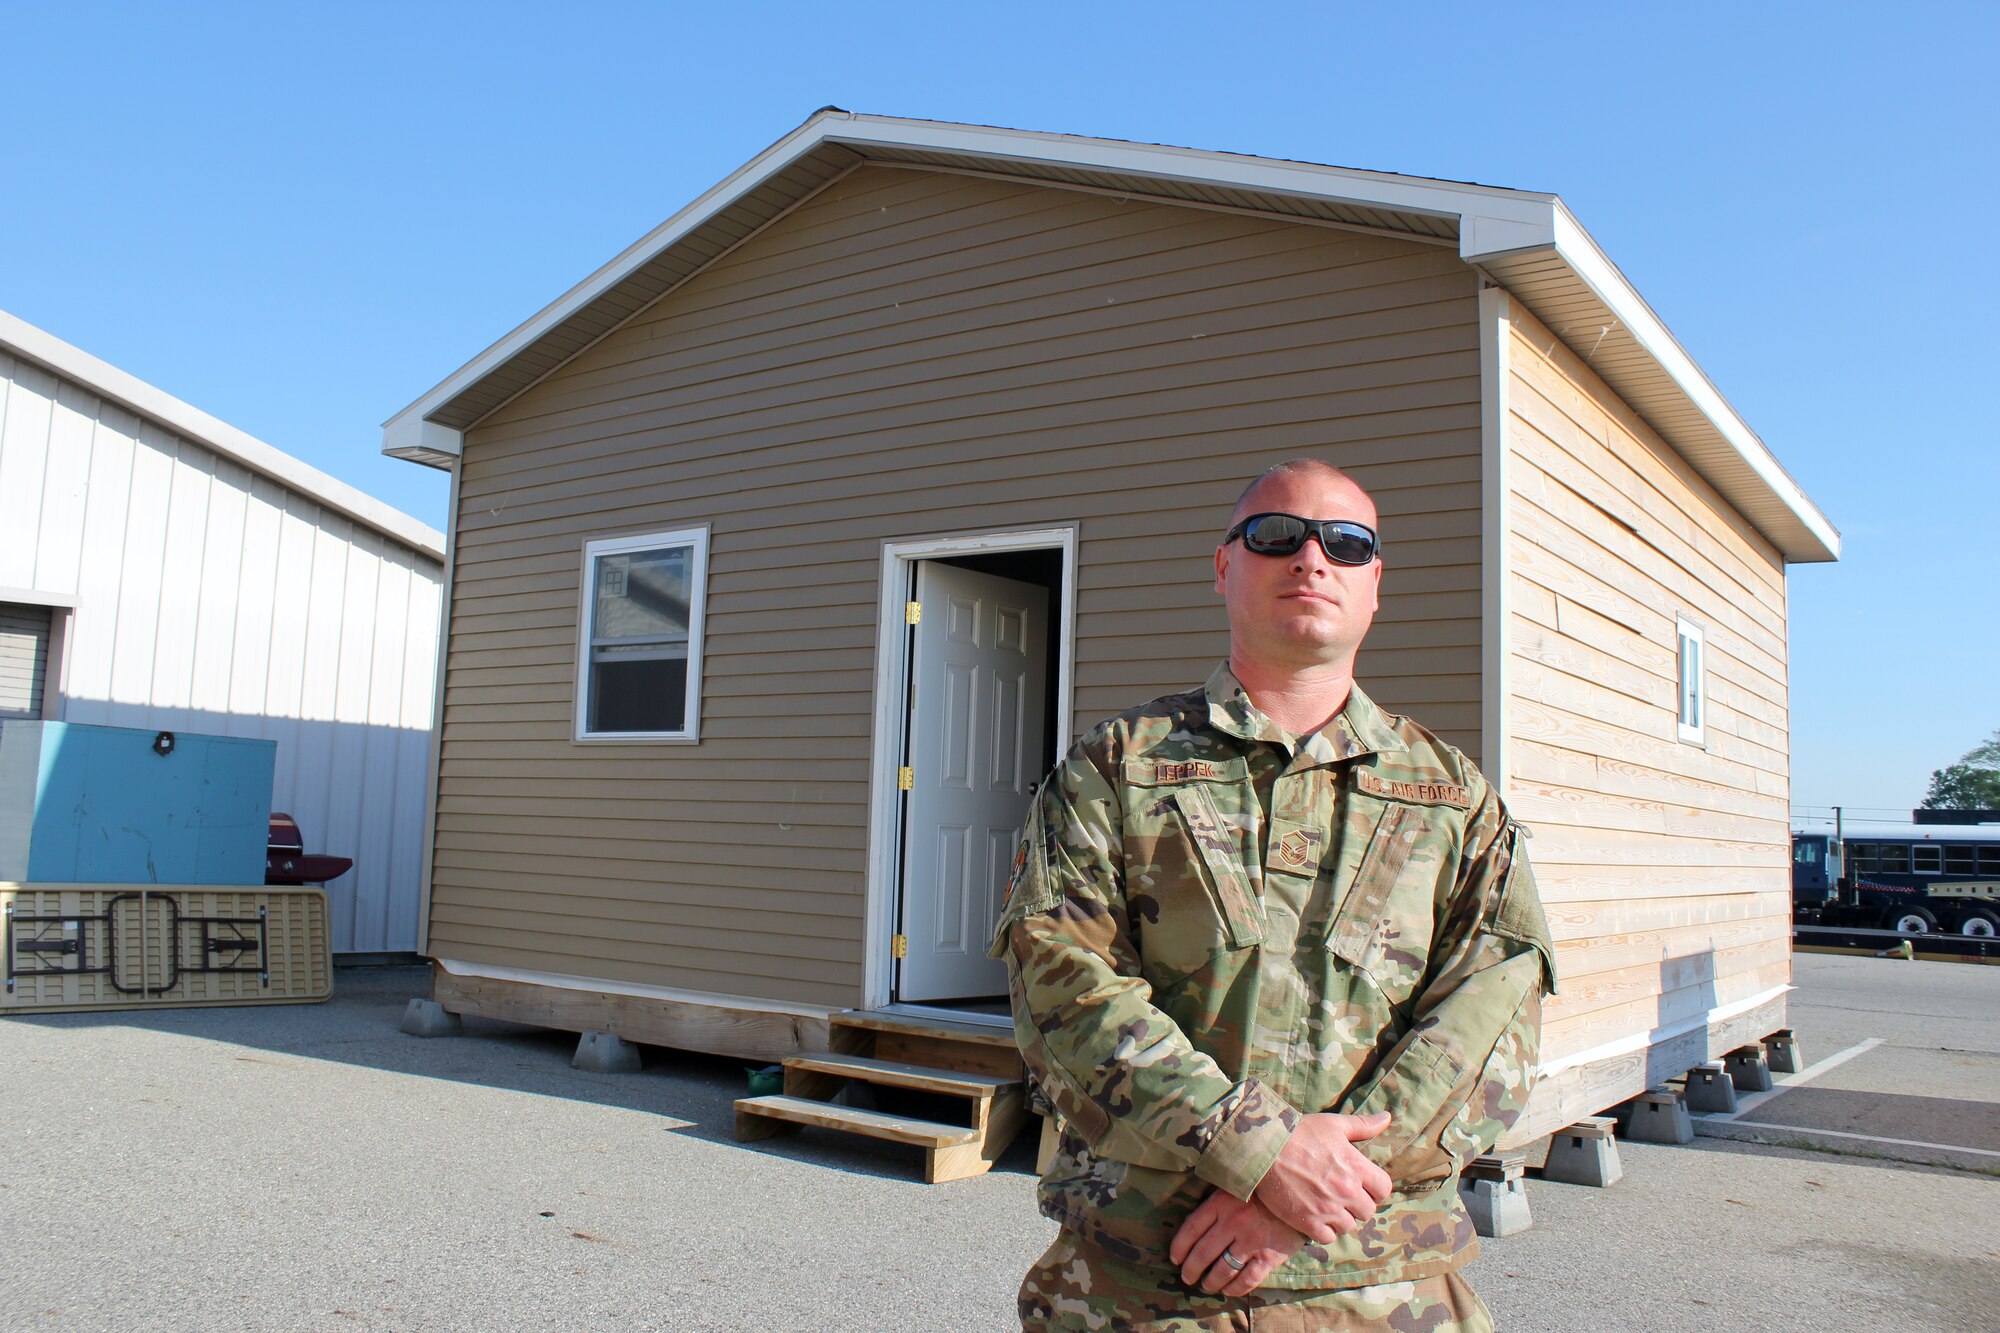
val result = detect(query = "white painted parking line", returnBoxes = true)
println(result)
[1700,1037,1884,1123]
[1779,1036,1885,1087]
[1711,1120,2000,1161]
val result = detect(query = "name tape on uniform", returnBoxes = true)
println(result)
[1123,758,1238,785]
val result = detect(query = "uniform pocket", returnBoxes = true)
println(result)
[1313,804,1418,969]
[1170,784,1265,948]
[1486,824,1558,994]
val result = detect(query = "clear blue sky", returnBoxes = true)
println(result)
[4,2,1993,817]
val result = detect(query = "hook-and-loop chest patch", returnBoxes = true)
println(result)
[1353,770,1470,809]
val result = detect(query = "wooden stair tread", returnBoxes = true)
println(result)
[734,1095,980,1148]
[787,1052,1019,1096]
[831,1009,1019,1049]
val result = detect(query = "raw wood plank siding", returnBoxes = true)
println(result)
[1500,303,1791,1093]
[431,166,1485,1006]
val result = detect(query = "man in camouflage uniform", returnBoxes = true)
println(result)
[991,460,1557,1331]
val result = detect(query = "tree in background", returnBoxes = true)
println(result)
[1920,728,2000,809]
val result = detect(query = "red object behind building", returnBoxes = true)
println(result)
[265,813,354,885]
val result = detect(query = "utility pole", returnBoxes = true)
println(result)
[1832,804,1845,892]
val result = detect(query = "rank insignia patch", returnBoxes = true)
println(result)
[1276,829,1319,867]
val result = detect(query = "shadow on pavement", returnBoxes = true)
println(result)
[6,962,1044,1185]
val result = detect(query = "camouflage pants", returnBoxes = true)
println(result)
[1018,1231,1494,1332]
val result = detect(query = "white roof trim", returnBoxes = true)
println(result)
[382,110,1834,562]
[1521,206,1840,560]
[3,308,443,561]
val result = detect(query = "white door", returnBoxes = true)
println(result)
[898,561,1050,1003]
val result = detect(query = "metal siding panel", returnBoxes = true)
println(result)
[0,355,55,590]
[0,348,440,950]
[188,456,250,716]
[152,440,213,715]
[34,382,95,596]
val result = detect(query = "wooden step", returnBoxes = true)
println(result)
[734,1094,979,1149]
[830,1009,1019,1049]
[784,1052,1018,1098]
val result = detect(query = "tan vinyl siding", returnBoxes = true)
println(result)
[432,166,1484,1005]
[1501,302,1791,1078]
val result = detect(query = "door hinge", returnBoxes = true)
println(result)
[891,934,908,959]
[905,600,922,625]
[897,766,914,790]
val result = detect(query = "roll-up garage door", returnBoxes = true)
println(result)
[0,603,52,718]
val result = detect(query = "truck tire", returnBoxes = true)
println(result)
[1956,908,1999,938]
[1884,906,1937,934]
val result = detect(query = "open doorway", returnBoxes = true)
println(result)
[862,529,1073,1020]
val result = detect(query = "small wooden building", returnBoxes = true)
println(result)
[383,112,1837,1148]
[1,309,445,955]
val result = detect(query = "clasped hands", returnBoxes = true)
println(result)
[1169,1109,1394,1297]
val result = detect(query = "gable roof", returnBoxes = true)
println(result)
[4,308,443,561]
[382,110,1836,564]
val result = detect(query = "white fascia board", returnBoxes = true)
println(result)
[821,113,1560,240]
[382,415,466,466]
[1533,205,1841,562]
[1,308,444,562]
[0,585,79,609]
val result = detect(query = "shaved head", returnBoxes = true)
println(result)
[1228,459,1375,530]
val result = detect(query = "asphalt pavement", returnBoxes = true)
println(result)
[1,953,1993,1331]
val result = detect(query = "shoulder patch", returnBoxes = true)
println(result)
[1355,769,1471,808]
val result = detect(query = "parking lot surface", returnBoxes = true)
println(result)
[2,953,1993,1331]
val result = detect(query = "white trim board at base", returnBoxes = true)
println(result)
[432,957,836,1020]
[1534,983,1795,1081]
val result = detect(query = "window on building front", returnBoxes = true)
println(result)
[1675,617,1705,744]
[573,527,709,741]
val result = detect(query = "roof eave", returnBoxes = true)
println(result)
[1466,205,1838,564]
[382,111,1838,565]
[2,309,445,561]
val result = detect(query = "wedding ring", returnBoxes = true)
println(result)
[1220,1249,1246,1270]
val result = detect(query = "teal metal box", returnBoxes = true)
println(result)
[0,721,276,885]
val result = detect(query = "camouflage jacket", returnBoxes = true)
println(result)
[991,664,1557,1289]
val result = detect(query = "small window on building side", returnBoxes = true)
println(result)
[574,527,709,741]
[1912,844,1943,875]
[1675,618,1705,744]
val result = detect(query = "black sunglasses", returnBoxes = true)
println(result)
[1223,512,1379,565]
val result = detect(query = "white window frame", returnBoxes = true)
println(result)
[1675,616,1706,744]
[572,526,710,743]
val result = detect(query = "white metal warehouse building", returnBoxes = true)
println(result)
[0,308,444,954]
